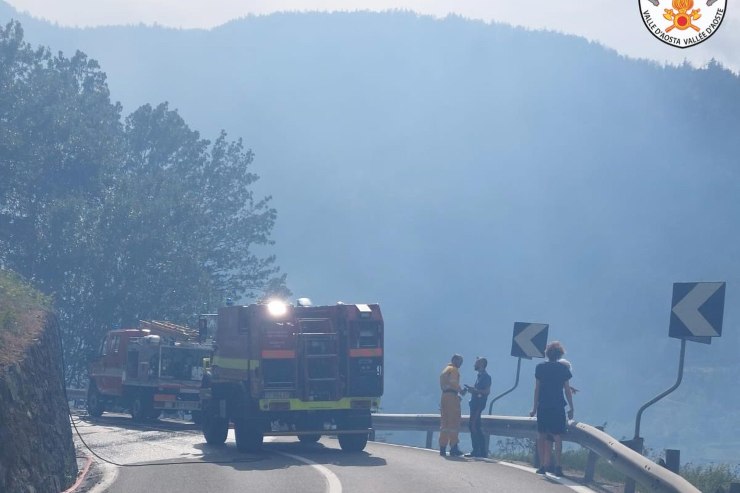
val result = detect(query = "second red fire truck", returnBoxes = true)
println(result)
[87,320,212,421]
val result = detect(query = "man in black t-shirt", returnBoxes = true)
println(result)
[464,357,491,458]
[529,341,574,476]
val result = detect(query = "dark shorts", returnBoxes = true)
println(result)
[536,406,567,435]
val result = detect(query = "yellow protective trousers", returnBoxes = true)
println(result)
[439,392,461,447]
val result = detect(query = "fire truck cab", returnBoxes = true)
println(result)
[200,301,383,452]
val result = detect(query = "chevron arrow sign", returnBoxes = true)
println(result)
[511,322,549,359]
[669,282,725,343]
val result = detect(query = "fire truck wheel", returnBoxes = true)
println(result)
[147,408,161,420]
[298,434,321,444]
[86,385,104,417]
[131,396,153,422]
[202,415,228,445]
[338,433,368,452]
[235,419,263,453]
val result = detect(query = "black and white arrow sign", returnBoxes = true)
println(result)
[510,322,549,359]
[669,282,725,341]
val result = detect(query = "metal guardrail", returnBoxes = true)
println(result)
[64,392,699,493]
[372,414,701,493]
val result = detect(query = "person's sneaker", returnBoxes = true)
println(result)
[449,445,464,456]
[553,466,564,477]
[439,447,446,457]
[535,467,547,475]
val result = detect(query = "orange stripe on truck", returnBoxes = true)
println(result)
[349,348,383,357]
[261,350,295,359]
[154,394,176,402]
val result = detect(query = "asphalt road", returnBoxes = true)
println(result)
[73,414,592,493]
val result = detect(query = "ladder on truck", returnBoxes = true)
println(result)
[298,318,340,401]
[139,320,198,341]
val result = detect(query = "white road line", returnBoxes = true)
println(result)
[497,461,597,493]
[276,451,343,493]
[372,442,596,493]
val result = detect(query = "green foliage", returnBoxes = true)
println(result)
[0,310,18,335]
[559,448,628,484]
[0,20,288,383]
[492,438,740,491]
[0,269,50,353]
[490,437,535,462]
[680,463,740,493]
[0,270,51,320]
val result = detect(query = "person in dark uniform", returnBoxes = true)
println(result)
[464,357,491,458]
[529,341,574,476]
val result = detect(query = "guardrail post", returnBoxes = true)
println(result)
[665,449,680,474]
[584,425,604,483]
[426,430,434,449]
[584,449,598,483]
[483,434,490,456]
[621,437,643,493]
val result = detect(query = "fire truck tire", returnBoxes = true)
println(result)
[235,419,263,453]
[148,408,161,420]
[338,433,368,452]
[202,415,228,445]
[298,434,321,443]
[131,396,153,422]
[86,385,104,417]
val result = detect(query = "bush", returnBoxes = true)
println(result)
[490,437,535,462]
[681,463,740,493]
[0,270,51,331]
[0,270,51,363]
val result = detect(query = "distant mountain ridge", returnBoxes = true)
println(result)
[2,2,740,462]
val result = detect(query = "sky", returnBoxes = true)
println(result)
[5,0,740,74]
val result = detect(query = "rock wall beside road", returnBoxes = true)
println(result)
[0,315,78,493]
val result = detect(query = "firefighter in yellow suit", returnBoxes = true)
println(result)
[439,354,465,456]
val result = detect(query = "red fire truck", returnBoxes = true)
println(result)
[87,321,213,421]
[200,301,383,452]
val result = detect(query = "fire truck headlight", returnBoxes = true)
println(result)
[267,300,288,317]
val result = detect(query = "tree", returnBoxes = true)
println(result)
[0,21,288,384]
[87,102,285,326]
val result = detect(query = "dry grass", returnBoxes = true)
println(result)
[0,269,50,367]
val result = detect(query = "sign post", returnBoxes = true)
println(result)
[488,322,548,415]
[633,282,726,437]
[626,282,725,493]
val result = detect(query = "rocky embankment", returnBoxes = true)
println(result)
[0,314,78,493]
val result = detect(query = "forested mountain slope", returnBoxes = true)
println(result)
[2,4,739,461]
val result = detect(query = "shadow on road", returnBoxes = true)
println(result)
[77,412,387,471]
[192,439,387,471]
[78,413,200,433]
